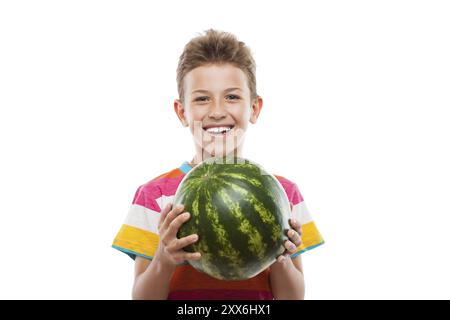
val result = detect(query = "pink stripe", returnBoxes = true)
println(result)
[276,177,304,205]
[154,176,187,196]
[132,170,304,211]
[151,174,305,206]
[168,289,274,300]
[132,185,146,206]
[131,184,161,212]
[131,175,187,212]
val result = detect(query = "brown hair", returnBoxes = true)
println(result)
[176,28,257,105]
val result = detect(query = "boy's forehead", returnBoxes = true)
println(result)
[185,64,248,93]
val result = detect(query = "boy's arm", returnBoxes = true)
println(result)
[132,203,201,300]
[132,252,176,300]
[269,255,305,300]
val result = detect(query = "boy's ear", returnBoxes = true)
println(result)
[249,96,263,124]
[174,99,189,127]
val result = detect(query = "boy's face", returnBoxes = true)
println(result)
[174,63,263,161]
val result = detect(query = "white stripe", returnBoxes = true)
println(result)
[124,204,160,234]
[290,201,312,225]
[155,195,175,211]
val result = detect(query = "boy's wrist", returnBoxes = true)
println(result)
[153,248,177,275]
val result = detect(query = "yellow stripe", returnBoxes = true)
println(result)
[294,221,324,254]
[112,224,159,258]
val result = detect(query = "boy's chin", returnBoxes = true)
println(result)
[204,148,239,158]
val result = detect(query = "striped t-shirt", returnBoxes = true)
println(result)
[112,161,324,300]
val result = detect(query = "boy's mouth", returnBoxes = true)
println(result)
[202,125,235,136]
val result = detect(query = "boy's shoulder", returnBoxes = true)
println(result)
[135,164,187,198]
[273,174,305,205]
[273,174,297,189]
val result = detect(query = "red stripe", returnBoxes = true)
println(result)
[169,265,271,291]
[168,289,274,300]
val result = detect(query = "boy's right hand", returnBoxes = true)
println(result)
[155,203,201,267]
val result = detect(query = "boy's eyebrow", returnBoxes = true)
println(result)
[192,87,242,94]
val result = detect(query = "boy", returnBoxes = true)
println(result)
[112,28,324,300]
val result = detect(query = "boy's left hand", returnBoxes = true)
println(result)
[276,202,302,263]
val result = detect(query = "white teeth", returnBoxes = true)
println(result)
[205,126,232,134]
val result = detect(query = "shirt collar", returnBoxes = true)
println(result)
[179,161,193,174]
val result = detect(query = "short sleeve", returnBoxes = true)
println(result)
[287,183,325,258]
[112,185,162,261]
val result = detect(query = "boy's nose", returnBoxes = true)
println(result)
[208,104,227,119]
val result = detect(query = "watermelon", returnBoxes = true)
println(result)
[172,156,290,281]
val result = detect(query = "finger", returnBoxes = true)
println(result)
[173,251,202,263]
[276,251,290,263]
[287,229,302,246]
[183,251,202,261]
[289,219,302,236]
[161,204,185,232]
[284,240,297,253]
[158,203,173,229]
[170,234,199,252]
[167,211,191,238]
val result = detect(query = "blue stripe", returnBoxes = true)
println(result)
[179,162,192,174]
[112,245,154,261]
[290,241,325,259]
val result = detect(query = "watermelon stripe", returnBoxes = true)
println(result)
[221,177,282,243]
[212,190,258,271]
[205,188,242,266]
[222,181,276,255]
[203,187,243,280]
[194,188,224,279]
[191,188,201,227]
[219,179,272,244]
[217,172,263,189]
[218,188,266,260]
[177,187,198,246]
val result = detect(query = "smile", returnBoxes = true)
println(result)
[202,125,235,136]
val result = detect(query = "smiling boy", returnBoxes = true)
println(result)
[112,29,324,300]
[176,62,258,165]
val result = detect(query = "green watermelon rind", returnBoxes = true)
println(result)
[172,156,290,281]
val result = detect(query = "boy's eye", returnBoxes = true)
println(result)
[194,95,240,102]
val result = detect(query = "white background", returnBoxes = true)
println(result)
[1,0,449,299]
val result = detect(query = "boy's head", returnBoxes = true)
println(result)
[174,29,263,161]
